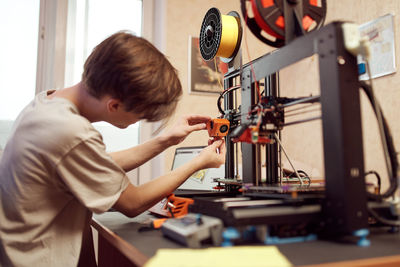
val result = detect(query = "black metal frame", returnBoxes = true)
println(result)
[223,22,368,235]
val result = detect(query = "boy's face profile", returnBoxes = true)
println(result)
[109,110,141,129]
[104,97,142,129]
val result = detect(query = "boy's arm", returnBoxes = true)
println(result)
[108,135,170,172]
[109,115,211,172]
[112,140,226,217]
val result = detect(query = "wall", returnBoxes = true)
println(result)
[162,0,400,191]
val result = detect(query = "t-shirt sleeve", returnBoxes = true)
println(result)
[55,134,130,214]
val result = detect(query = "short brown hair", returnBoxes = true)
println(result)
[82,31,182,122]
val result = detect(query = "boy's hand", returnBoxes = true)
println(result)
[195,139,226,169]
[161,115,211,146]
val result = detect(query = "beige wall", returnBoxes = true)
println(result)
[163,0,400,191]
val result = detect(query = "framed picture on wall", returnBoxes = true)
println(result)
[188,36,228,94]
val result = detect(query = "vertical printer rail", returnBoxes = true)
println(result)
[224,22,368,236]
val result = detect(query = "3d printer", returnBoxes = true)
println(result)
[189,0,400,244]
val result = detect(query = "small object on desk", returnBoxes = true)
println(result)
[138,218,168,232]
[148,194,194,217]
[222,227,240,247]
[161,213,223,248]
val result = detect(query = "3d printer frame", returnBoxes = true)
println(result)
[223,22,369,236]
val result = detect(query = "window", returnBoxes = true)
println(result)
[65,0,143,87]
[65,0,142,153]
[0,0,40,149]
[0,0,150,184]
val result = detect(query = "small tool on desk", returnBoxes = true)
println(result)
[161,213,223,248]
[148,194,194,218]
[143,195,195,232]
[138,218,169,232]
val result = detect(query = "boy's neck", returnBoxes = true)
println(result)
[48,82,106,123]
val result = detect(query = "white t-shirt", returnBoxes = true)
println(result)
[0,91,130,266]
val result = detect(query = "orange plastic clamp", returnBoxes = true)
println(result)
[166,194,194,218]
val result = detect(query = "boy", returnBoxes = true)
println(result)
[0,32,225,266]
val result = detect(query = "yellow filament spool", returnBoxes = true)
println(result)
[217,15,240,58]
[199,8,242,62]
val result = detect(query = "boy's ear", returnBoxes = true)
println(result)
[106,98,122,112]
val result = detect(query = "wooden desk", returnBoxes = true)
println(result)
[91,211,400,267]
[90,218,148,267]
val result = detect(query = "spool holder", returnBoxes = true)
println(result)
[240,0,326,47]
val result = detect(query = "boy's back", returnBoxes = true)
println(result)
[0,90,129,266]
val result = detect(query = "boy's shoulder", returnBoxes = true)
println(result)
[13,94,101,156]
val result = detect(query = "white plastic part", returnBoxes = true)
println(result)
[342,23,361,56]
[360,37,372,60]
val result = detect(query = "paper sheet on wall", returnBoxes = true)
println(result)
[358,14,396,80]
[144,246,293,267]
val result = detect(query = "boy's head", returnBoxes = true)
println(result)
[82,31,182,123]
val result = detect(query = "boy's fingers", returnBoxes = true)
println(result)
[186,115,211,125]
[212,139,223,148]
[188,123,207,132]
[219,141,226,155]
